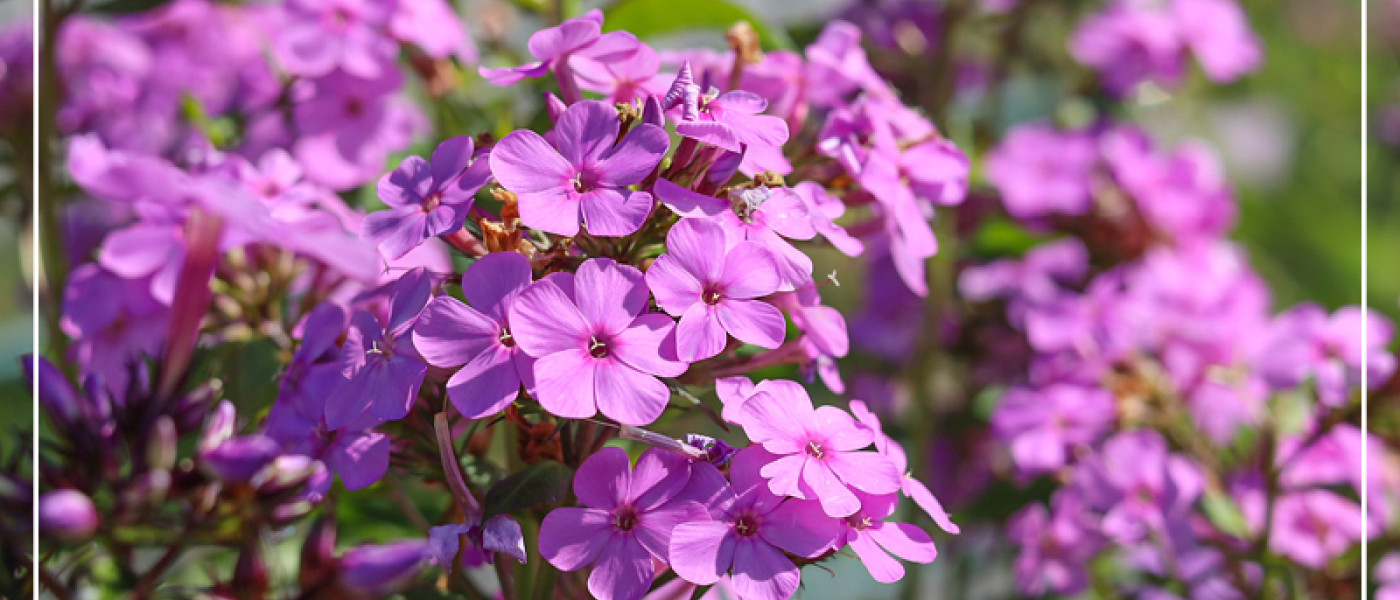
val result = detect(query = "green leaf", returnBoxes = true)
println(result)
[602,0,795,51]
[1201,489,1250,538]
[482,460,574,520]
[87,0,175,14]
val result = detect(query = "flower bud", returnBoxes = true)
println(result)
[200,435,280,484]
[338,541,431,595]
[300,514,338,589]
[147,415,177,471]
[685,434,738,467]
[32,356,81,436]
[39,489,99,542]
[199,400,237,453]
[251,454,323,494]
[120,468,171,510]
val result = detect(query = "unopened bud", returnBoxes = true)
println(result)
[300,514,339,589]
[39,489,99,542]
[338,541,431,595]
[148,416,177,471]
[200,400,237,453]
[200,435,280,484]
[121,468,171,509]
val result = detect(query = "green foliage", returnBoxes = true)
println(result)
[602,0,795,50]
[482,460,574,520]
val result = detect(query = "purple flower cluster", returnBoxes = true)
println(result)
[1071,0,1262,95]
[967,119,1398,596]
[37,0,1391,599]
[40,5,965,599]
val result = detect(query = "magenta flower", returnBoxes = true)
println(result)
[508,258,687,425]
[646,218,785,361]
[275,0,396,79]
[991,384,1116,475]
[364,136,491,259]
[477,9,639,87]
[1007,491,1103,597]
[663,62,790,152]
[669,447,843,600]
[574,43,669,104]
[1265,490,1371,569]
[838,492,938,584]
[716,186,818,289]
[849,400,960,535]
[413,252,536,419]
[736,383,902,517]
[1257,304,1396,407]
[326,268,433,429]
[490,100,669,237]
[984,123,1097,220]
[1174,0,1262,83]
[539,447,703,600]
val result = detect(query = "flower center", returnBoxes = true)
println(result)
[499,328,515,348]
[572,170,599,194]
[344,97,364,118]
[846,514,873,531]
[365,339,390,358]
[589,336,609,359]
[733,512,759,537]
[806,440,824,459]
[614,505,639,532]
[703,286,723,306]
[422,191,442,213]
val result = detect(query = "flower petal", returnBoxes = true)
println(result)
[378,155,432,207]
[587,535,656,600]
[669,521,735,585]
[676,303,728,362]
[716,299,785,349]
[412,296,497,367]
[825,450,902,495]
[629,448,693,509]
[490,130,573,194]
[429,136,475,187]
[518,190,582,236]
[581,188,652,237]
[645,253,704,316]
[445,345,521,419]
[611,313,688,377]
[510,279,591,356]
[575,258,648,334]
[847,529,904,584]
[667,218,727,284]
[635,501,705,560]
[330,431,390,490]
[596,122,669,186]
[903,477,961,534]
[574,446,631,510]
[532,349,599,419]
[539,507,613,571]
[653,179,729,218]
[802,459,861,517]
[869,521,938,564]
[728,538,800,600]
[594,359,670,426]
[555,100,621,167]
[760,498,842,558]
[462,250,534,322]
[718,242,782,299]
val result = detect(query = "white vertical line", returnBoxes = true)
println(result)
[29,0,40,597]
[1361,0,1370,593]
